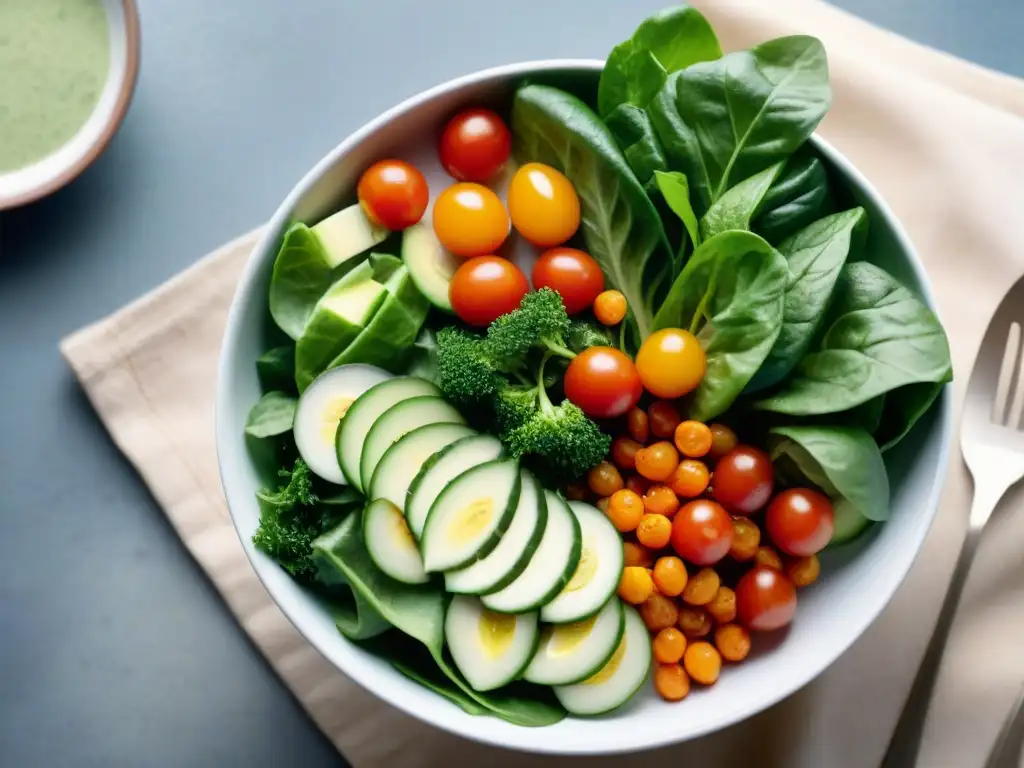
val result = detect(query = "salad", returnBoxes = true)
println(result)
[242,5,952,725]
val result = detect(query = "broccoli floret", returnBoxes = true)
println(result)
[253,458,327,582]
[435,327,504,406]
[503,356,611,479]
[487,288,575,370]
[567,320,612,353]
[493,385,540,437]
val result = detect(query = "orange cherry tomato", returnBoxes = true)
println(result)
[448,256,528,327]
[563,346,642,419]
[635,328,707,399]
[357,159,429,231]
[671,499,734,567]
[432,182,509,258]
[438,108,511,183]
[736,566,798,632]
[765,488,835,556]
[532,247,605,315]
[507,162,580,247]
[594,290,627,326]
[712,446,774,515]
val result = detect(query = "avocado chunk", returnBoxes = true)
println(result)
[313,204,388,269]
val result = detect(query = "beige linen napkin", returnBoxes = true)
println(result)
[61,1,1024,765]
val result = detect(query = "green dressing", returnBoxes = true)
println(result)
[0,0,110,172]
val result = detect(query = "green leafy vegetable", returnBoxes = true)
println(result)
[244,391,297,439]
[754,146,834,245]
[875,382,944,452]
[512,84,673,343]
[648,35,831,218]
[313,513,565,725]
[654,170,701,251]
[699,161,786,241]
[746,207,867,393]
[405,327,439,380]
[755,261,952,415]
[567,319,612,352]
[768,425,890,521]
[654,231,788,420]
[604,104,669,189]
[252,458,354,582]
[598,4,722,116]
[256,346,296,394]
[268,224,338,340]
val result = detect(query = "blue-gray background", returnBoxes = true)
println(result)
[1,1,1021,765]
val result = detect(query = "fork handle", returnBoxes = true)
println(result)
[881,483,1005,767]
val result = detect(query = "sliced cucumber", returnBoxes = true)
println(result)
[420,459,521,573]
[553,605,651,716]
[401,222,460,312]
[482,491,582,615]
[445,595,539,692]
[360,396,466,491]
[540,501,624,624]
[293,364,391,484]
[830,497,873,545]
[444,471,547,596]
[406,434,504,538]
[362,498,428,584]
[524,597,624,686]
[368,422,475,511]
[336,377,439,491]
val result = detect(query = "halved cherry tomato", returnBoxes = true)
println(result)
[736,566,797,632]
[635,328,706,399]
[439,108,511,183]
[765,488,835,556]
[532,247,605,315]
[507,162,580,247]
[670,499,734,566]
[712,446,774,515]
[563,346,642,419]
[433,182,509,258]
[448,256,528,327]
[357,159,429,231]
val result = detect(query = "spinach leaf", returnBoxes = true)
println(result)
[754,146,834,245]
[655,170,701,251]
[405,327,439,380]
[313,513,565,726]
[768,425,890,521]
[244,391,297,438]
[597,4,722,117]
[746,207,867,393]
[605,104,669,188]
[699,161,785,241]
[648,35,831,218]
[512,84,673,341]
[268,224,343,340]
[876,382,944,452]
[755,262,952,415]
[256,346,296,394]
[654,231,788,420]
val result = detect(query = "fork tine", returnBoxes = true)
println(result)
[1007,323,1024,429]
[992,322,1020,426]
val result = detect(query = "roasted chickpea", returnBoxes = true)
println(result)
[730,517,761,561]
[596,496,610,514]
[587,460,624,497]
[648,400,681,439]
[606,489,644,532]
[714,623,751,662]
[565,482,589,501]
[669,459,711,498]
[635,441,679,482]
[653,663,690,702]
[610,436,642,471]
[653,627,687,664]
[636,513,673,550]
[755,546,784,570]
[624,541,655,568]
[683,641,722,685]
[652,556,688,597]
[640,593,680,632]
[625,474,652,496]
[643,485,680,518]
[787,554,821,588]
[706,586,737,624]
[627,407,649,443]
[678,606,712,638]
[618,566,655,605]
[682,567,720,606]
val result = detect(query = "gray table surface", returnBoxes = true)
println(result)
[1,1,1021,766]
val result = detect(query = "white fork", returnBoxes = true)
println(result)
[882,273,1024,767]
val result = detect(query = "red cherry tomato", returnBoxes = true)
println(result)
[531,247,605,315]
[356,159,428,231]
[712,445,774,515]
[439,108,511,183]
[563,347,642,419]
[765,488,835,556]
[449,256,529,327]
[736,566,798,632]
[670,499,734,566]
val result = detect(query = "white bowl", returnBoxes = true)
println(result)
[215,60,953,755]
[0,0,140,210]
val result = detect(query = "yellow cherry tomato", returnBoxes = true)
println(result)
[635,328,707,399]
[432,182,509,258]
[507,162,580,247]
